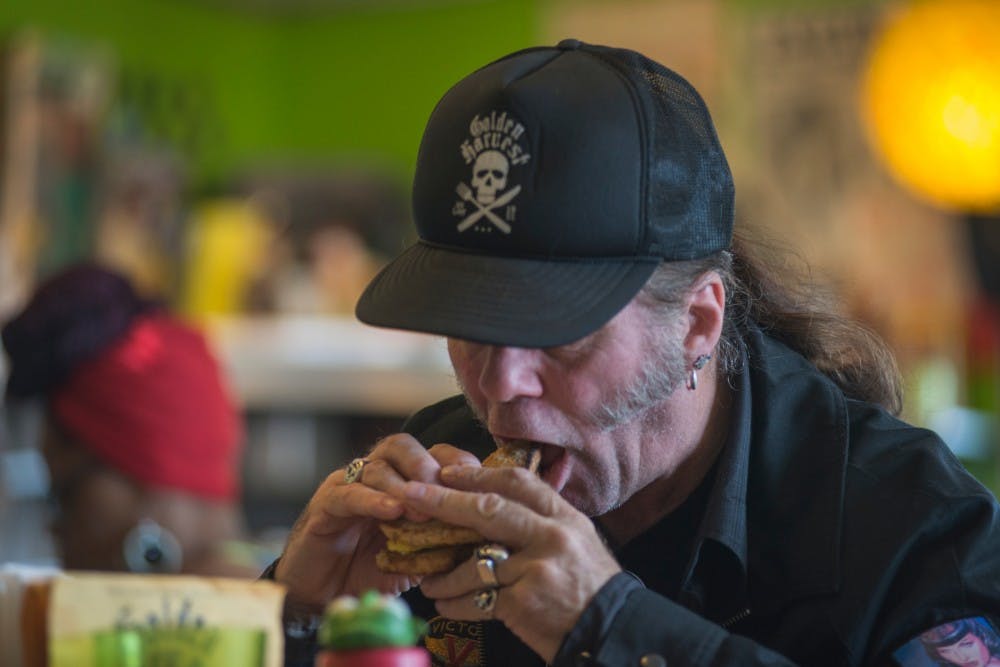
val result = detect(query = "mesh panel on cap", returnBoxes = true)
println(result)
[587,47,734,260]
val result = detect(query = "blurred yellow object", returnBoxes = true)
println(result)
[861,0,1000,212]
[181,199,273,318]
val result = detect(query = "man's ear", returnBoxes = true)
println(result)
[684,272,726,357]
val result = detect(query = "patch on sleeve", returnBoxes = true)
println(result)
[893,616,1000,666]
[423,616,484,667]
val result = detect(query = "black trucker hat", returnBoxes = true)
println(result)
[356,39,734,347]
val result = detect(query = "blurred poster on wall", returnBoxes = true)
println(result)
[0,31,112,320]
[0,30,199,318]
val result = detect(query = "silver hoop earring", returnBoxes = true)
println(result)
[686,354,712,392]
[123,518,183,573]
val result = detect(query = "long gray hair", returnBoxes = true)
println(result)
[639,230,903,415]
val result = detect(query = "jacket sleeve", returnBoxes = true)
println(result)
[554,573,799,667]
[260,558,321,667]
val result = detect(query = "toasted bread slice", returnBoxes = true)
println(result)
[379,518,481,550]
[375,543,475,576]
[483,441,541,471]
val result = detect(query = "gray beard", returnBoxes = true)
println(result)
[590,330,687,431]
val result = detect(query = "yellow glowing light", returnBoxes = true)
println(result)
[861,0,1000,212]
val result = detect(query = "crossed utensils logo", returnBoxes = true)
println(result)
[455,149,522,234]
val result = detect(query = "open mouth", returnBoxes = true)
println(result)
[537,443,564,474]
[498,438,571,491]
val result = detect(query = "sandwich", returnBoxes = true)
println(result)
[375,442,541,576]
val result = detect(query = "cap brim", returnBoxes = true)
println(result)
[356,242,659,348]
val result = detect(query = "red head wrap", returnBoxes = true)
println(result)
[50,314,242,501]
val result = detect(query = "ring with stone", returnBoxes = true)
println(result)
[474,544,510,563]
[473,588,498,615]
[476,554,500,587]
[343,458,370,484]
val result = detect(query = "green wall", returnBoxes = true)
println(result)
[1,0,539,188]
[1,0,885,188]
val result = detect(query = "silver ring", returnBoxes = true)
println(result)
[474,544,510,563]
[343,458,369,484]
[476,556,499,587]
[473,588,497,615]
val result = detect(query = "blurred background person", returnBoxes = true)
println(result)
[1,263,266,577]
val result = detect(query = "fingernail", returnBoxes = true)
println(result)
[441,464,475,479]
[380,496,400,510]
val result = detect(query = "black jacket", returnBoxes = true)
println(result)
[399,328,1000,666]
[279,328,1000,666]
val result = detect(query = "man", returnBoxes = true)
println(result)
[270,40,1000,666]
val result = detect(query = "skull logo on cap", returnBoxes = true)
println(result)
[472,150,509,204]
[454,111,530,234]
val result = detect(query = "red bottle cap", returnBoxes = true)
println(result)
[316,647,431,667]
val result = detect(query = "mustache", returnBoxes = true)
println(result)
[453,332,687,435]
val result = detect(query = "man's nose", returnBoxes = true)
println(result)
[478,345,544,403]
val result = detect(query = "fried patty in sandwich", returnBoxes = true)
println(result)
[375,442,541,576]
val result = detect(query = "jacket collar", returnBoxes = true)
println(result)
[742,327,847,604]
[677,327,848,617]
[676,339,751,617]
[686,351,751,577]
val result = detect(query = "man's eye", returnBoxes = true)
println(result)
[545,336,592,357]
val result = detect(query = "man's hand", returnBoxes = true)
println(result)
[408,464,622,664]
[273,434,480,610]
